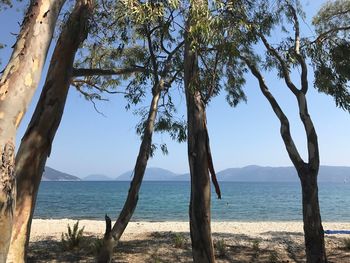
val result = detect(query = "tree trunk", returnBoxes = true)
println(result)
[244,57,327,263]
[184,24,216,263]
[97,82,163,263]
[5,1,92,262]
[0,0,66,261]
[299,168,327,263]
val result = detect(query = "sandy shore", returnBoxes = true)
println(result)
[31,219,350,241]
[28,219,350,262]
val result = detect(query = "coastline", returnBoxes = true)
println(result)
[31,219,350,241]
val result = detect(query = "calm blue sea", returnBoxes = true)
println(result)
[33,181,350,221]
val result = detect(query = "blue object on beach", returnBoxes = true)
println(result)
[324,230,350,234]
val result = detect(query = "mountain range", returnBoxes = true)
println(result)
[42,167,81,181]
[41,165,350,182]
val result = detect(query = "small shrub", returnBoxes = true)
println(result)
[268,250,280,263]
[215,239,227,258]
[252,239,260,252]
[173,233,186,248]
[61,221,85,250]
[343,238,350,250]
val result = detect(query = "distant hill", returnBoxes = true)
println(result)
[42,165,350,182]
[217,165,350,182]
[115,165,350,182]
[116,167,187,181]
[83,174,113,181]
[42,167,81,181]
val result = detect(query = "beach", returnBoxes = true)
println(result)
[28,219,350,262]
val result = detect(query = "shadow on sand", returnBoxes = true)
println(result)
[27,231,349,262]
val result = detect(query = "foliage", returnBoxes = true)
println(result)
[72,0,249,157]
[0,0,12,10]
[61,221,85,250]
[173,232,186,248]
[252,239,260,251]
[73,0,189,154]
[0,0,23,11]
[310,0,350,112]
[214,239,227,258]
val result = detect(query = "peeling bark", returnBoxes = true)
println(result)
[0,0,66,261]
[184,10,216,262]
[6,1,93,262]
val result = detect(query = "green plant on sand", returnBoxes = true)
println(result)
[173,233,186,248]
[214,239,227,258]
[61,221,85,250]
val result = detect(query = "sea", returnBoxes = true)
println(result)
[33,181,350,221]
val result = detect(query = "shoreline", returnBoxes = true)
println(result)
[30,219,350,241]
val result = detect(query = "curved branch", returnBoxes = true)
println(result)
[241,55,304,169]
[72,66,145,77]
[258,32,300,95]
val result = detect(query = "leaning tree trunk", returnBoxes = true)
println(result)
[5,1,92,262]
[299,168,327,263]
[184,27,216,263]
[97,82,163,263]
[0,0,66,261]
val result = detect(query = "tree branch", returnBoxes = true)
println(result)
[287,3,308,94]
[312,25,350,44]
[257,31,300,95]
[145,25,159,85]
[241,54,304,168]
[72,66,145,77]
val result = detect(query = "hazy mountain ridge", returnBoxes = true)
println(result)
[42,167,81,181]
[117,167,186,181]
[116,165,350,182]
[42,165,350,182]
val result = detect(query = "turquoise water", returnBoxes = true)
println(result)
[33,181,350,221]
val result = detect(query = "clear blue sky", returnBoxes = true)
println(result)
[1,0,349,178]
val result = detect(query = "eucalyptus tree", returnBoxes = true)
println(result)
[94,1,187,261]
[173,1,246,261]
[5,1,94,262]
[310,0,350,112]
[223,0,327,261]
[76,1,240,262]
[184,1,221,261]
[68,1,184,261]
[0,0,66,260]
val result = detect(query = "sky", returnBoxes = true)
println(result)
[0,0,349,178]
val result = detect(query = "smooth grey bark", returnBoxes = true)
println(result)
[0,1,66,261]
[242,53,327,262]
